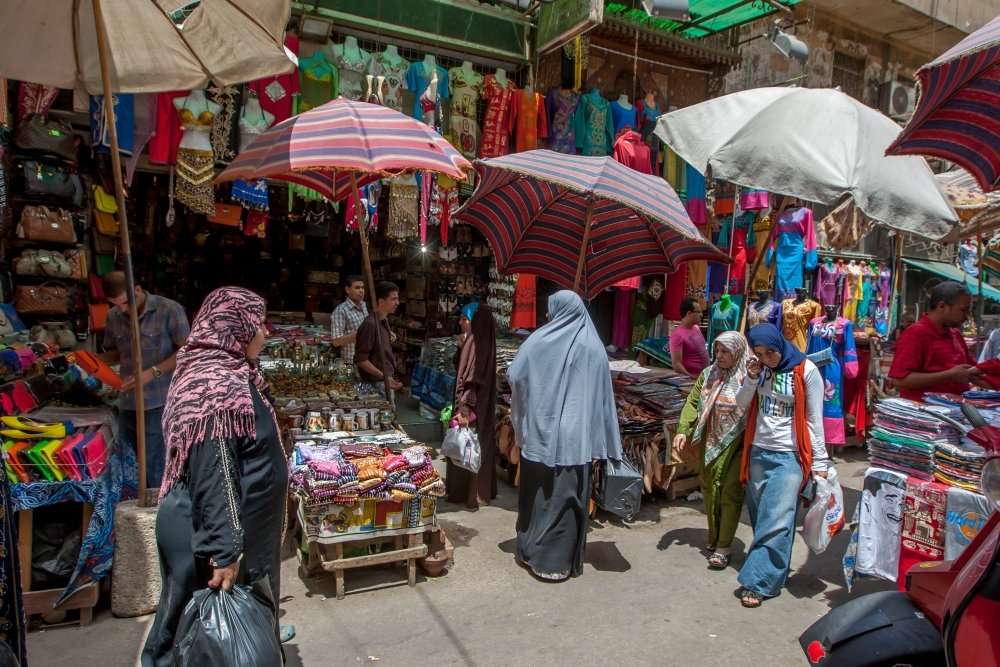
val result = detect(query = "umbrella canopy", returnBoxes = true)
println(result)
[455,150,728,300]
[0,0,294,92]
[887,15,1000,192]
[655,87,959,240]
[216,98,472,200]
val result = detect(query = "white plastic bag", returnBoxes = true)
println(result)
[441,426,481,473]
[802,467,845,553]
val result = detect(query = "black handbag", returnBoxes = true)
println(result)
[22,161,84,208]
[14,114,77,163]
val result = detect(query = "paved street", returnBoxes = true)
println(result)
[29,447,893,667]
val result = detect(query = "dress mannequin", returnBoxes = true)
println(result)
[781,287,822,352]
[610,93,637,135]
[405,54,449,121]
[546,86,580,154]
[230,91,274,214]
[173,90,222,215]
[448,61,483,159]
[708,293,740,346]
[747,289,781,329]
[480,68,518,158]
[575,88,613,156]
[298,48,338,112]
[422,68,440,127]
[815,255,839,307]
[328,36,372,102]
[807,303,859,445]
[636,90,662,172]
[510,77,547,153]
[372,44,409,113]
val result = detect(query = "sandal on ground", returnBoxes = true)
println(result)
[531,567,570,582]
[279,625,296,643]
[739,588,763,608]
[707,552,731,569]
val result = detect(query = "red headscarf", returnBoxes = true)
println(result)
[160,287,276,497]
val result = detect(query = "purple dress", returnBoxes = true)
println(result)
[545,89,580,154]
[815,262,839,307]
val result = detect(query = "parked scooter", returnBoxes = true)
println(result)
[799,403,1000,667]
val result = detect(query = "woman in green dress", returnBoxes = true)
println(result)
[672,330,751,569]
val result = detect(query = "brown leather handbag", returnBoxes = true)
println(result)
[17,206,76,244]
[207,203,242,227]
[14,283,69,314]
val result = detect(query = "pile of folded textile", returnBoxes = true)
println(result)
[289,440,445,506]
[867,398,961,480]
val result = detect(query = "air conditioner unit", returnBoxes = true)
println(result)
[879,81,916,118]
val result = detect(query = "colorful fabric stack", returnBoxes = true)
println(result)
[933,439,986,491]
[867,398,961,480]
[289,440,445,507]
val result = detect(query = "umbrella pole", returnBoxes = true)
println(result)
[573,199,596,294]
[93,0,149,506]
[739,195,790,334]
[888,232,905,335]
[723,186,740,293]
[350,172,392,402]
[977,221,985,355]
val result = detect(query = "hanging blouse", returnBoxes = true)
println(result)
[298,51,338,112]
[404,61,450,119]
[610,100,637,135]
[574,93,614,156]
[747,300,782,330]
[509,89,548,153]
[449,70,483,160]
[149,91,186,165]
[18,82,58,121]
[480,75,517,158]
[90,94,135,155]
[372,54,410,113]
[545,88,580,154]
[206,83,242,165]
[636,98,662,173]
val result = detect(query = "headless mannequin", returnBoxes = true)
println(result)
[494,68,508,87]
[616,94,632,110]
[589,87,602,101]
[423,53,438,74]
[643,91,656,108]
[239,93,274,152]
[825,257,834,270]
[755,290,772,308]
[423,68,439,126]
[381,44,403,67]
[718,293,733,311]
[174,89,222,152]
[331,35,369,65]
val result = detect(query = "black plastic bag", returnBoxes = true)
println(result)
[173,578,282,667]
[594,457,643,522]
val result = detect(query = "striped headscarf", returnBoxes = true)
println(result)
[160,287,277,497]
[692,330,751,465]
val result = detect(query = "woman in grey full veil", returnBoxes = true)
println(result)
[507,290,622,581]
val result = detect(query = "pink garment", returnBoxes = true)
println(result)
[18,82,58,120]
[148,91,186,165]
[614,276,640,289]
[248,33,300,124]
[612,131,652,174]
[739,189,770,211]
[669,323,710,377]
[612,289,633,349]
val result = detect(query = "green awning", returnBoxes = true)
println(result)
[605,0,804,39]
[902,258,1000,303]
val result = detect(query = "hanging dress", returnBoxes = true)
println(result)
[545,89,580,154]
[781,298,822,352]
[765,206,818,300]
[875,267,892,336]
[480,75,517,158]
[298,51,338,112]
[372,54,410,113]
[609,100,637,136]
[247,33,299,124]
[231,107,271,212]
[448,70,483,161]
[404,61,450,120]
[843,263,863,321]
[707,301,740,346]
[749,214,776,293]
[806,316,859,445]
[814,262,840,307]
[856,267,875,331]
[574,93,614,156]
[174,99,217,216]
[509,89,548,153]
[717,211,756,295]
[747,300,782,330]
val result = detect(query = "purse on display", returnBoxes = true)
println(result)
[89,272,106,301]
[14,282,69,314]
[0,305,26,332]
[14,249,73,278]
[207,202,242,227]
[288,232,306,251]
[93,208,120,236]
[14,114,77,163]
[64,247,87,281]
[82,431,109,479]
[93,254,115,276]
[17,205,77,244]
[92,184,118,214]
[74,350,121,388]
[22,161,84,207]
[88,303,110,332]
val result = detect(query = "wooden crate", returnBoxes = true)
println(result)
[297,524,438,600]
[18,504,99,626]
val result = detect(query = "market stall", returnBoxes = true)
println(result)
[842,394,997,591]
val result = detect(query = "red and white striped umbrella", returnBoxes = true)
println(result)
[216,97,471,198]
[456,150,727,300]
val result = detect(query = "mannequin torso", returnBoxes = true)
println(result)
[371,45,409,112]
[449,61,483,117]
[239,96,274,152]
[328,36,372,101]
[174,90,222,152]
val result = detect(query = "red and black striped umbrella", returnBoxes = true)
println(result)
[216,97,471,199]
[456,150,727,300]
[887,14,1000,191]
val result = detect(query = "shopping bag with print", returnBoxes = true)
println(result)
[802,467,845,553]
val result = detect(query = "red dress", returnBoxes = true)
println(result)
[612,131,652,174]
[247,33,300,125]
[148,91,186,165]
[509,89,547,153]
[479,75,517,158]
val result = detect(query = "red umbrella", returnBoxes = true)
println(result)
[455,150,727,300]
[887,14,1000,191]
[217,98,472,399]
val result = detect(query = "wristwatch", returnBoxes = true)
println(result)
[152,365,162,379]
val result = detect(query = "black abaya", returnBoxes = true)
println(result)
[141,384,286,666]
[516,458,591,578]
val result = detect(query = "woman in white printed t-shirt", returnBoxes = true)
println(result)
[733,323,832,608]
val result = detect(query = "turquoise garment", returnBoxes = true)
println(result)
[855,271,874,330]
[574,93,614,156]
[707,301,740,347]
